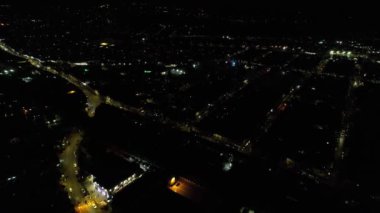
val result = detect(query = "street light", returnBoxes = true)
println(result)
[169,177,177,186]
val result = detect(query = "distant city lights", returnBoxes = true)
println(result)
[330,50,353,57]
[73,62,89,66]
[170,68,186,76]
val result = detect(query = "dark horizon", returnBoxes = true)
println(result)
[2,1,379,37]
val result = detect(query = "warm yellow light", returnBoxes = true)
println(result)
[169,177,177,186]
[100,42,109,46]
[75,204,90,213]
[67,90,76,95]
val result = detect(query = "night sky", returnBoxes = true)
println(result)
[4,0,379,38]
[5,0,379,25]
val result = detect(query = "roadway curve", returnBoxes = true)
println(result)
[0,41,250,154]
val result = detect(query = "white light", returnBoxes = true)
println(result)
[7,176,16,181]
[73,62,88,66]
[305,51,316,55]
[21,77,33,83]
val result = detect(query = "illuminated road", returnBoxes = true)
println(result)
[59,131,110,213]
[0,41,249,154]
[0,41,102,117]
[106,148,151,195]
[332,64,363,180]
[59,131,152,213]
[194,66,269,123]
[59,131,86,204]
[109,173,144,195]
[261,57,330,134]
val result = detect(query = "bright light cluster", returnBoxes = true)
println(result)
[330,50,352,57]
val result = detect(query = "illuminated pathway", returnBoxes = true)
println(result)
[0,41,249,154]
[260,56,331,134]
[109,173,144,195]
[59,131,86,205]
[332,64,363,180]
[193,65,269,124]
[59,131,154,213]
[59,131,111,213]
[0,41,102,118]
